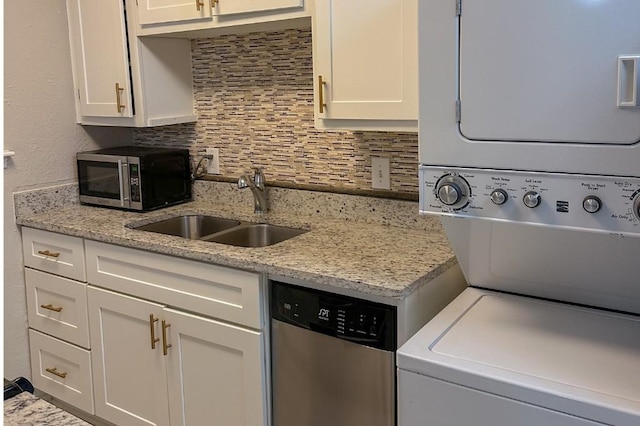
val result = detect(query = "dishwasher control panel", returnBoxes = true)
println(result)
[271,281,396,351]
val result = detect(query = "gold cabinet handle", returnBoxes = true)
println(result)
[150,314,160,350]
[318,75,327,114]
[41,304,63,313]
[210,0,218,8]
[115,83,125,113]
[45,367,68,379]
[196,0,204,11]
[161,320,172,356]
[37,250,60,258]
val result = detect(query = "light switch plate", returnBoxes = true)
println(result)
[371,157,391,190]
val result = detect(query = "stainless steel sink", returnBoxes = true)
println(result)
[134,215,241,239]
[133,215,307,247]
[203,223,307,248]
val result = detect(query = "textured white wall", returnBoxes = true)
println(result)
[4,0,131,379]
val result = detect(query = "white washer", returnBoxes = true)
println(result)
[398,287,640,426]
[397,217,640,426]
[400,0,640,424]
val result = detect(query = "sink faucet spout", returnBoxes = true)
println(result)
[238,168,269,213]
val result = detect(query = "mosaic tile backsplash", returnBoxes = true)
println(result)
[133,28,419,194]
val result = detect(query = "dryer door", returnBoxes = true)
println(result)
[459,0,640,145]
[419,0,640,175]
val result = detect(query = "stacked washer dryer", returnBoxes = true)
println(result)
[397,1,640,425]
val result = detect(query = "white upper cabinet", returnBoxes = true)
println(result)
[66,0,133,118]
[214,0,302,16]
[135,0,309,36]
[312,0,418,131]
[66,0,196,127]
[137,0,214,26]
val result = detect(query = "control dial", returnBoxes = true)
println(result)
[634,195,640,221]
[490,189,508,205]
[438,183,463,206]
[523,191,541,208]
[435,174,470,208]
[582,196,602,214]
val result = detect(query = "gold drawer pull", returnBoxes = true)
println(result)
[37,250,60,258]
[115,83,125,113]
[318,75,327,114]
[45,367,68,379]
[150,314,160,350]
[161,320,172,356]
[41,304,63,313]
[210,0,218,7]
[196,0,204,11]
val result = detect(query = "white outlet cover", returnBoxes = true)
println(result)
[371,157,391,190]
[205,147,220,174]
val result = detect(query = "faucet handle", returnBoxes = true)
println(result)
[238,175,250,189]
[253,168,265,186]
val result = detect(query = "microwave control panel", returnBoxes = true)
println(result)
[419,165,640,237]
[128,157,141,203]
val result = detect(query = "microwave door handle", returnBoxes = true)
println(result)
[117,160,129,208]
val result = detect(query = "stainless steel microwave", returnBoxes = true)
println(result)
[77,146,192,211]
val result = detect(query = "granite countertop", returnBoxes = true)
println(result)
[4,392,90,426]
[15,184,457,300]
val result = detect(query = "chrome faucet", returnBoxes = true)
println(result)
[238,168,269,213]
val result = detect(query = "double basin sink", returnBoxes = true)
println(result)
[133,215,307,248]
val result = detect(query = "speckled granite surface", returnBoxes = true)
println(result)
[14,182,457,299]
[4,392,90,426]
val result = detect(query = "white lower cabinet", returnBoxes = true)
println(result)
[89,286,267,426]
[164,308,266,426]
[22,228,269,426]
[88,286,169,426]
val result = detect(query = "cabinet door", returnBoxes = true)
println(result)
[164,308,267,426]
[88,286,170,426]
[137,0,214,25]
[313,0,417,125]
[214,0,302,16]
[67,0,133,118]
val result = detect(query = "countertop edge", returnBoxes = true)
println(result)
[17,203,458,301]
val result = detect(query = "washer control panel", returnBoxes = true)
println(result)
[419,166,640,236]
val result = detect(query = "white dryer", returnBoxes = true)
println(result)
[398,0,640,425]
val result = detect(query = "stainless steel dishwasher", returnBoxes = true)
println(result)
[270,281,397,426]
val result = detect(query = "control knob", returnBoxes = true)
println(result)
[435,175,470,208]
[582,196,602,214]
[634,195,640,221]
[490,189,508,205]
[438,183,463,206]
[523,191,541,208]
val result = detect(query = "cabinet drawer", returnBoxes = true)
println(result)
[25,269,89,348]
[29,329,94,414]
[85,240,263,329]
[22,228,86,281]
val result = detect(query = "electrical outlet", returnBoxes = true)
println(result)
[205,148,220,174]
[371,157,391,190]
